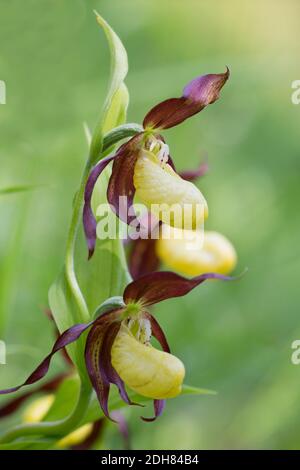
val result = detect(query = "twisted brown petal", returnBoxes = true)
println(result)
[141,399,166,422]
[124,271,233,307]
[179,159,209,182]
[0,323,92,396]
[143,68,229,130]
[83,155,116,259]
[107,133,143,225]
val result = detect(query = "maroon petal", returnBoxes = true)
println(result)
[129,238,160,280]
[167,154,176,171]
[0,323,92,396]
[141,399,166,422]
[100,322,135,407]
[143,68,229,130]
[44,309,73,366]
[83,154,117,259]
[84,319,114,419]
[146,313,170,353]
[124,271,233,307]
[128,212,161,279]
[107,133,143,225]
[179,159,209,182]
[84,310,124,420]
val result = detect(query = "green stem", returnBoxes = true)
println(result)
[64,123,142,324]
[0,383,92,444]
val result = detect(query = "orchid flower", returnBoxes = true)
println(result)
[129,225,237,280]
[127,160,236,280]
[157,227,237,277]
[83,69,229,258]
[0,271,231,422]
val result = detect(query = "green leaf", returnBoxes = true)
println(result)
[102,82,129,135]
[42,375,80,422]
[90,11,129,161]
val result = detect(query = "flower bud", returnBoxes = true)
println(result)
[111,324,185,399]
[156,227,237,276]
[133,149,208,230]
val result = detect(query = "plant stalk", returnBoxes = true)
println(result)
[64,123,142,324]
[0,382,92,444]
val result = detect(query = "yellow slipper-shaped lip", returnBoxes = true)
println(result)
[111,324,185,400]
[134,149,208,230]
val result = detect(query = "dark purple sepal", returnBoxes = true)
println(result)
[84,309,135,420]
[141,399,166,422]
[45,309,73,366]
[143,69,229,130]
[124,271,233,307]
[83,154,116,259]
[100,322,137,407]
[179,160,209,182]
[0,323,92,396]
[128,212,161,279]
[146,313,170,353]
[84,316,116,420]
[129,238,160,280]
[107,133,143,225]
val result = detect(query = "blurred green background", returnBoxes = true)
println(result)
[1,0,300,449]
